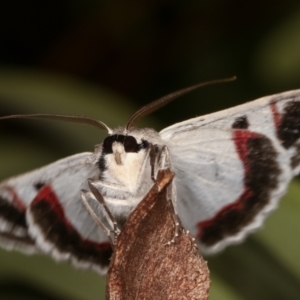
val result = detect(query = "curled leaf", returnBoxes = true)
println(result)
[106,169,210,300]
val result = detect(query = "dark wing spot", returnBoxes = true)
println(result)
[34,182,45,191]
[232,115,249,129]
[0,197,27,229]
[0,231,34,246]
[290,143,300,169]
[278,101,300,149]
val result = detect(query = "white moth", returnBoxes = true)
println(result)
[0,79,300,274]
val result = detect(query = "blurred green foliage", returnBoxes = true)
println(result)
[1,1,300,299]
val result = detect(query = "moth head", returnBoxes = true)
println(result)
[102,134,144,165]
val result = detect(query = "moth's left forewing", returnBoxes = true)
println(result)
[0,152,112,273]
[160,89,300,253]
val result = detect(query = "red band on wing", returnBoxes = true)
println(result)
[31,185,112,257]
[198,187,253,231]
[234,130,260,173]
[32,185,72,228]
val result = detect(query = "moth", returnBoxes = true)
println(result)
[0,79,300,274]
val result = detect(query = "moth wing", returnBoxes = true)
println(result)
[160,89,300,254]
[0,152,111,274]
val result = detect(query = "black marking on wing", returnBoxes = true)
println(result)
[34,182,45,191]
[0,231,34,246]
[277,101,300,149]
[291,144,300,169]
[198,130,280,246]
[232,115,249,129]
[0,197,27,230]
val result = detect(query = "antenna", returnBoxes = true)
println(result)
[0,114,113,134]
[125,76,236,132]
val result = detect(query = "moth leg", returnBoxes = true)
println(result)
[149,144,158,181]
[150,144,170,181]
[164,179,185,246]
[88,180,121,241]
[88,178,129,192]
[81,190,117,246]
[81,181,121,246]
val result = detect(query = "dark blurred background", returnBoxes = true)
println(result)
[1,1,300,299]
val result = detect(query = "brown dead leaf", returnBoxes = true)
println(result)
[106,169,210,300]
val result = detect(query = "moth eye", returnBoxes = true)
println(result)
[124,136,138,152]
[103,136,115,153]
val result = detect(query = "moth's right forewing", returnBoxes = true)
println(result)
[160,89,300,254]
